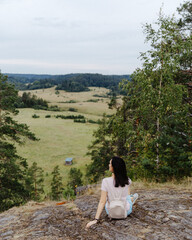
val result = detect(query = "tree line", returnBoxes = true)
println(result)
[7,73,130,93]
[15,92,49,109]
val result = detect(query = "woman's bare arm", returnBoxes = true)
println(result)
[86,190,107,228]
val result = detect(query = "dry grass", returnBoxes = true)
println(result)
[84,177,192,198]
[131,177,192,192]
[19,87,117,116]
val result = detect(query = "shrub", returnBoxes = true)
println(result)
[32,114,40,118]
[63,186,76,200]
[87,119,99,124]
[48,105,60,111]
[68,107,77,112]
[86,99,99,102]
[74,119,86,123]
[67,168,83,191]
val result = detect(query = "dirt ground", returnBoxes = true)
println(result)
[0,187,192,240]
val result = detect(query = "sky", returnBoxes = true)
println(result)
[0,0,183,75]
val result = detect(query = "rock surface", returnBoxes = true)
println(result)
[0,188,192,240]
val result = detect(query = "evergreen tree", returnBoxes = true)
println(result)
[67,168,83,191]
[108,92,117,109]
[26,162,44,201]
[86,115,115,182]
[0,73,38,211]
[125,6,192,180]
[50,165,63,200]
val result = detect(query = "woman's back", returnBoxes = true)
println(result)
[101,177,131,211]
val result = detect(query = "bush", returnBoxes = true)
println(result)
[68,107,77,112]
[63,186,76,200]
[55,114,85,120]
[45,115,51,118]
[32,114,40,118]
[48,105,60,111]
[74,119,86,123]
[67,168,83,191]
[87,119,99,124]
[86,99,99,102]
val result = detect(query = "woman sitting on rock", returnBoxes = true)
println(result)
[86,156,138,228]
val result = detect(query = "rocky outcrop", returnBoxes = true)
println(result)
[0,188,192,240]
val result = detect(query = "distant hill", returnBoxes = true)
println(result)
[6,73,131,93]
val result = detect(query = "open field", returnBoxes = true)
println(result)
[15,87,118,193]
[19,86,121,116]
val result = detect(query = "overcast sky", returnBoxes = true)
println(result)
[0,0,183,75]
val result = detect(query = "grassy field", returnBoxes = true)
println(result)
[19,86,122,116]
[15,87,118,193]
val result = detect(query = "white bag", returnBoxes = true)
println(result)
[108,198,127,219]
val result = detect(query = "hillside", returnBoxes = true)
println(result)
[7,73,130,93]
[14,86,118,192]
[0,183,192,240]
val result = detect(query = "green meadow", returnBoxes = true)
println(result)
[14,87,118,193]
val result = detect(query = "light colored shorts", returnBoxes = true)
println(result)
[105,195,133,216]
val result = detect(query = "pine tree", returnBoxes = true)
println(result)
[86,115,115,182]
[50,165,63,200]
[0,73,38,211]
[67,168,83,191]
[26,162,44,201]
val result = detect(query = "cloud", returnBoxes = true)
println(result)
[0,0,184,74]
[33,17,81,29]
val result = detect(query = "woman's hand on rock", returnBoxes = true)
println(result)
[86,219,97,229]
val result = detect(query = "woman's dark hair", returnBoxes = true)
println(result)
[111,156,129,187]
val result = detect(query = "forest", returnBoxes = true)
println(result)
[7,73,130,93]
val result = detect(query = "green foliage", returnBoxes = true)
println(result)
[93,94,109,98]
[45,115,51,118]
[86,99,100,102]
[48,105,60,111]
[55,114,85,120]
[86,115,115,183]
[67,168,83,191]
[0,73,38,212]
[63,186,76,200]
[15,92,48,110]
[21,79,55,90]
[87,119,101,124]
[50,165,63,200]
[177,1,192,31]
[26,162,44,201]
[8,73,130,93]
[86,3,192,182]
[74,119,86,123]
[68,107,78,112]
[32,114,40,118]
[108,92,117,109]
